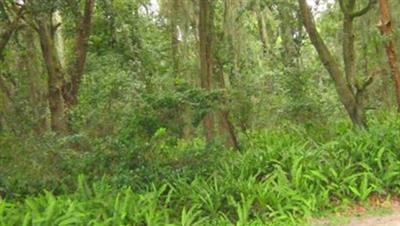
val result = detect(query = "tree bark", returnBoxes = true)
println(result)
[21,28,49,132]
[199,0,215,142]
[170,0,180,76]
[378,0,400,112]
[37,19,67,133]
[64,0,95,107]
[216,65,240,150]
[0,75,13,130]
[341,3,357,94]
[53,11,66,68]
[255,0,268,55]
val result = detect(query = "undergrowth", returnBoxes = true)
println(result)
[1,113,400,225]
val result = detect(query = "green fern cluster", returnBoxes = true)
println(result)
[2,116,400,225]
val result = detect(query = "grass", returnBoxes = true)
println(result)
[1,114,400,225]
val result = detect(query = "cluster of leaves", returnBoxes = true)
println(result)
[1,112,400,225]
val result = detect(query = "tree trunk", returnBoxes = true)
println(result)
[37,20,67,133]
[340,1,368,127]
[170,0,180,76]
[298,0,369,128]
[199,0,215,143]
[53,11,66,68]
[342,17,357,93]
[216,65,240,150]
[255,0,268,55]
[378,0,400,112]
[23,28,49,132]
[0,75,13,130]
[353,90,368,128]
[64,0,95,107]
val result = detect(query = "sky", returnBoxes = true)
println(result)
[307,0,336,13]
[146,0,335,15]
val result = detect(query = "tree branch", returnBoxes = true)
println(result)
[351,0,376,19]
[0,5,24,58]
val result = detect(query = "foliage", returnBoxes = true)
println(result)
[2,113,400,225]
[2,0,400,225]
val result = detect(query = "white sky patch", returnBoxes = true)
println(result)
[150,0,159,11]
[139,0,160,16]
[307,0,336,14]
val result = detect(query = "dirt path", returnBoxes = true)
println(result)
[313,201,400,226]
[346,209,400,226]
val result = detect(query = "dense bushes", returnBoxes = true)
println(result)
[1,113,400,225]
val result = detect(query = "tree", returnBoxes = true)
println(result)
[169,0,180,76]
[198,0,239,148]
[63,0,95,107]
[255,0,269,55]
[199,0,215,142]
[377,0,400,112]
[22,27,49,132]
[298,0,375,127]
[26,0,95,133]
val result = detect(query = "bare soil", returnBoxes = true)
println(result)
[313,197,400,226]
[346,208,400,226]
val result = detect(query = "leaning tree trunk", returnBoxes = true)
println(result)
[216,65,240,150]
[298,0,358,126]
[298,0,373,128]
[377,0,400,112]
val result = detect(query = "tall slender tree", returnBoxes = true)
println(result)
[377,0,400,112]
[199,0,215,142]
[255,0,269,55]
[63,0,95,107]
